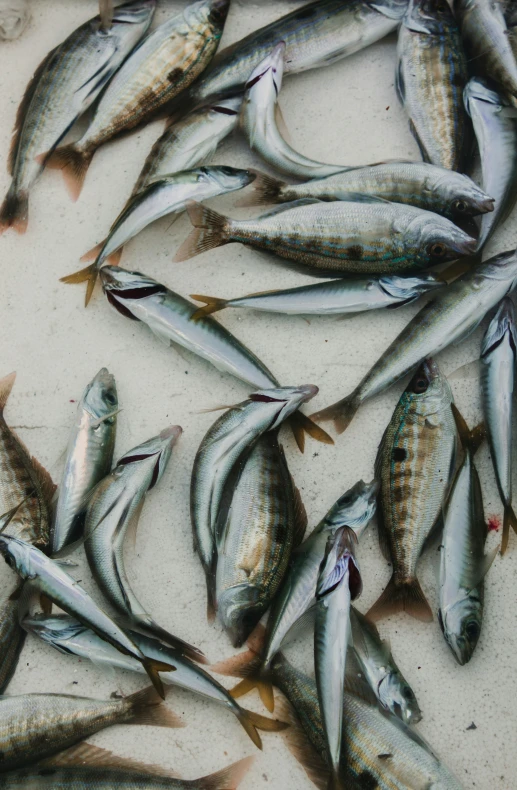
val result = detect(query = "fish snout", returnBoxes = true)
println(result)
[159,425,183,447]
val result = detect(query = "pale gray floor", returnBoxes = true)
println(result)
[0,1,515,788]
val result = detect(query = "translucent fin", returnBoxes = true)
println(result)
[367,575,433,623]
[311,394,361,434]
[174,201,229,261]
[501,504,517,555]
[197,756,255,790]
[80,242,122,267]
[190,294,228,320]
[289,411,334,448]
[0,187,28,234]
[60,263,100,307]
[0,371,15,414]
[126,685,184,728]
[236,170,286,207]
[40,742,180,777]
[45,144,94,201]
[236,707,289,750]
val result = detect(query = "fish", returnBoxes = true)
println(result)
[51,369,117,555]
[396,0,469,171]
[311,249,517,433]
[22,612,288,750]
[211,480,377,712]
[46,0,231,200]
[464,78,517,250]
[349,606,422,725]
[455,0,517,104]
[84,426,204,661]
[367,359,457,622]
[271,653,464,790]
[191,273,445,319]
[240,42,347,180]
[0,685,180,773]
[0,576,25,694]
[216,430,307,647]
[0,0,155,233]
[99,0,114,31]
[314,527,362,790]
[240,163,495,221]
[175,199,476,276]
[99,265,280,390]
[480,298,517,554]
[438,409,496,665]
[191,385,319,621]
[0,534,174,698]
[62,167,256,306]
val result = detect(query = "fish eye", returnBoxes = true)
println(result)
[412,376,429,394]
[403,686,414,700]
[453,199,468,213]
[3,554,14,569]
[429,242,447,259]
[104,392,116,405]
[466,621,480,641]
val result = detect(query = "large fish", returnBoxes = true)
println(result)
[51,369,117,555]
[216,430,307,647]
[464,78,517,250]
[396,0,469,171]
[312,250,517,433]
[368,360,457,622]
[175,199,476,276]
[47,0,231,200]
[480,298,517,554]
[0,0,155,233]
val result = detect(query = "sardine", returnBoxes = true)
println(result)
[480,298,517,554]
[100,265,279,389]
[464,78,517,250]
[0,0,155,232]
[367,360,457,622]
[175,199,476,276]
[62,167,256,306]
[51,369,117,555]
[211,480,377,712]
[349,606,421,725]
[396,0,469,171]
[47,0,231,200]
[312,250,517,433]
[216,430,307,647]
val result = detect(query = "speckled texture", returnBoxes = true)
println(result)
[0,2,515,788]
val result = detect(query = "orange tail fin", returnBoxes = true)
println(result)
[367,575,433,623]
[311,394,361,435]
[46,144,93,201]
[0,187,28,234]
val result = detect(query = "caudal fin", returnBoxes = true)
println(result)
[0,372,16,415]
[197,756,255,790]
[174,201,228,261]
[126,685,184,728]
[367,575,433,623]
[236,171,285,207]
[310,394,361,435]
[0,187,28,234]
[289,412,334,453]
[60,263,100,307]
[235,706,289,749]
[211,625,274,711]
[99,0,114,30]
[142,658,175,700]
[501,503,517,555]
[190,294,228,320]
[45,144,93,201]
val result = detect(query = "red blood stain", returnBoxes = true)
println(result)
[69,399,76,403]
[487,515,500,532]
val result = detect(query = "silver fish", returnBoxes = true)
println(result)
[464,78,517,249]
[51,369,117,555]
[100,265,279,390]
[312,250,517,433]
[0,0,155,233]
[480,297,517,554]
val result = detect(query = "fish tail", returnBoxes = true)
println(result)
[126,685,184,728]
[231,672,275,713]
[310,393,361,434]
[174,201,229,261]
[328,773,346,790]
[45,144,93,201]
[289,412,334,453]
[190,294,228,320]
[206,573,217,624]
[451,404,485,454]
[99,0,114,30]
[501,504,517,555]
[235,706,289,749]
[0,372,16,415]
[211,624,274,710]
[196,756,254,790]
[236,170,286,207]
[367,575,433,623]
[135,618,208,665]
[80,241,122,266]
[0,186,28,234]
[142,658,175,700]
[59,263,100,307]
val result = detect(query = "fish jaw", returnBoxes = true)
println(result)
[252,384,319,431]
[218,585,265,648]
[439,596,482,665]
[378,672,422,725]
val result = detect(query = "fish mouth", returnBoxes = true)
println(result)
[296,384,319,402]
[451,236,478,258]
[159,425,183,444]
[478,196,496,214]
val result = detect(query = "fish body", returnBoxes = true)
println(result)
[176,199,476,275]
[0,576,25,693]
[0,0,155,232]
[464,78,517,249]
[312,250,517,433]
[51,369,117,555]
[396,0,469,170]
[100,266,279,389]
[368,360,457,622]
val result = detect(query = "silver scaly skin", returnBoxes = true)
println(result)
[312,250,517,433]
[51,369,117,555]
[464,78,517,250]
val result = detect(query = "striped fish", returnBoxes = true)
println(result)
[396,0,469,171]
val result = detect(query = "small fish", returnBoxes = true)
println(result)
[62,167,256,306]
[100,265,279,390]
[438,409,495,665]
[51,369,117,555]
[480,298,517,554]
[0,0,155,232]
[312,250,517,433]
[367,360,457,622]
[47,0,231,200]
[464,78,517,250]
[216,430,307,647]
[191,273,444,319]
[175,199,476,276]
[349,606,421,725]
[396,0,469,171]
[314,527,362,789]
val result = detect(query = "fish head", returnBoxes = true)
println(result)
[408,213,477,264]
[244,42,286,106]
[431,169,495,218]
[117,426,182,490]
[100,266,165,320]
[82,367,118,425]
[379,273,445,302]
[322,479,378,538]
[317,526,362,601]
[481,297,517,358]
[438,597,482,666]
[217,584,264,648]
[378,672,422,725]
[22,613,86,649]
[187,0,230,29]
[0,534,32,576]
[249,384,319,430]
[404,0,454,34]
[367,0,409,21]
[404,358,452,415]
[197,166,256,193]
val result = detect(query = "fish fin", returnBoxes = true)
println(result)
[190,294,228,320]
[408,119,429,163]
[213,658,274,711]
[60,263,99,307]
[99,0,114,31]
[275,695,329,790]
[39,594,52,616]
[39,742,180,777]
[211,624,265,677]
[367,575,433,623]
[45,144,93,201]
[0,372,16,414]
[126,685,184,728]
[282,604,317,646]
[395,59,405,103]
[289,412,334,450]
[80,241,122,266]
[29,455,56,510]
[197,756,255,790]
[451,404,485,455]
[236,170,286,207]
[142,659,175,700]
[174,201,229,261]
[291,477,308,548]
[135,619,207,665]
[311,393,361,434]
[236,707,289,749]
[206,573,217,624]
[501,503,517,555]
[0,187,28,234]
[471,544,498,583]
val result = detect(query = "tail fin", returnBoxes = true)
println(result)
[174,201,229,261]
[236,707,289,749]
[311,394,361,435]
[0,187,28,234]
[0,372,16,415]
[80,241,123,266]
[136,617,208,665]
[236,171,285,207]
[501,503,517,555]
[142,658,175,700]
[451,404,485,455]
[60,263,100,307]
[45,144,93,201]
[126,685,183,728]
[211,626,274,711]
[190,294,228,320]
[197,756,255,790]
[367,575,433,623]
[99,0,114,30]
[289,412,334,452]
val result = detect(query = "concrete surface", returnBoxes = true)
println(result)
[0,1,515,788]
